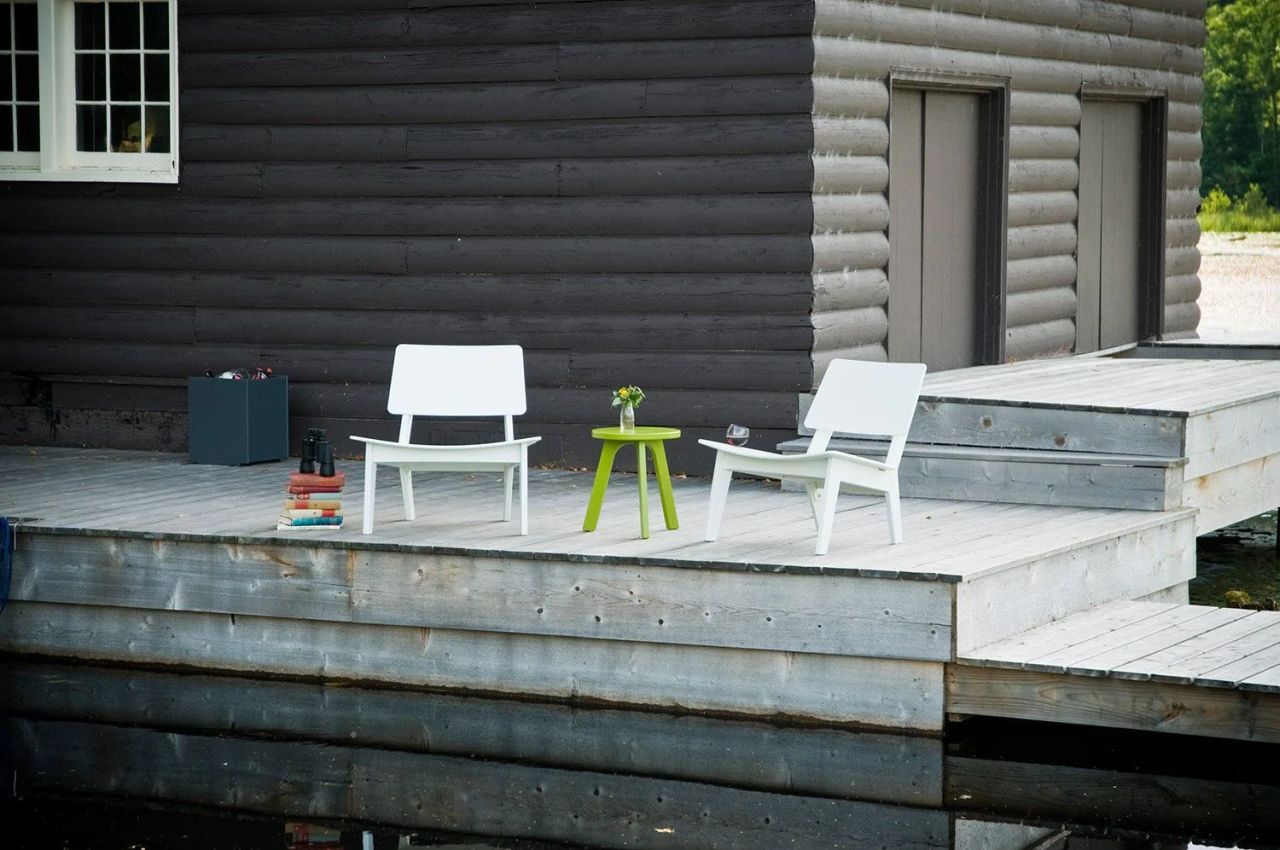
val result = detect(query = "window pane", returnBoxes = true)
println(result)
[109,52,139,101]
[144,103,166,152]
[108,2,139,49]
[15,102,35,149]
[76,53,105,100]
[111,103,139,150]
[0,105,12,150]
[77,103,106,150]
[76,2,105,50]
[14,52,36,101]
[0,56,11,100]
[0,6,10,50]
[13,3,35,51]
[142,2,166,50]
[143,52,166,101]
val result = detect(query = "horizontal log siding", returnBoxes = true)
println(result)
[0,0,819,468]
[810,0,1204,375]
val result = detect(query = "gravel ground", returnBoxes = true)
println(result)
[1195,231,1280,341]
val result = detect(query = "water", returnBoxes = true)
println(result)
[1192,510,1279,608]
[2,659,1279,850]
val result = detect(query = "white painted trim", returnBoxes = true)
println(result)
[0,0,178,182]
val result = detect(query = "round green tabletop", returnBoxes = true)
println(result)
[591,426,681,442]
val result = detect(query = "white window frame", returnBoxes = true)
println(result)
[0,0,178,182]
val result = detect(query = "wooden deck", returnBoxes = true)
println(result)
[784,349,1280,530]
[953,601,1280,743]
[0,446,1194,583]
[0,445,1195,732]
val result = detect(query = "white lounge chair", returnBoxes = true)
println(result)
[351,344,541,535]
[700,359,927,555]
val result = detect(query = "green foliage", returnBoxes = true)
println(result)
[1201,185,1233,213]
[1202,0,1280,212]
[1198,183,1280,230]
[1239,182,1273,215]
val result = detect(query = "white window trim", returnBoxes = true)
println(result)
[1,0,178,183]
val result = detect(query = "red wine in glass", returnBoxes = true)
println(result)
[725,424,750,446]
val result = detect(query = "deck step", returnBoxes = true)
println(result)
[776,437,1184,511]
[950,601,1280,743]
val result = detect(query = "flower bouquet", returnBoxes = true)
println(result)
[611,385,645,432]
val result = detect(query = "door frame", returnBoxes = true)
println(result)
[1079,84,1169,341]
[888,68,1011,365]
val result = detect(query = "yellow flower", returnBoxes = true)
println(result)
[618,388,630,399]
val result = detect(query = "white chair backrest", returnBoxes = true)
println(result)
[804,360,927,438]
[387,344,528,417]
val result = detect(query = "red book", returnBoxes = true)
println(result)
[287,486,343,496]
[285,498,343,510]
[290,471,346,487]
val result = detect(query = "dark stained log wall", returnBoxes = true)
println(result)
[0,0,820,470]
[0,0,1208,468]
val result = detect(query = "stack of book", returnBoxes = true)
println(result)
[278,471,346,530]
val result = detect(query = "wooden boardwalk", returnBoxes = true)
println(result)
[784,350,1280,530]
[0,445,1196,732]
[0,445,1189,582]
[953,601,1280,743]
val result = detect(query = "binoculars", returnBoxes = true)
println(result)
[300,427,335,477]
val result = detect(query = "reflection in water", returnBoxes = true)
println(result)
[1193,511,1279,608]
[1,660,1277,849]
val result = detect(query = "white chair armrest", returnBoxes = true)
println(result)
[352,435,541,450]
[822,449,892,473]
[697,439,790,462]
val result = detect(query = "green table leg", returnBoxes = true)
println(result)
[582,441,622,532]
[637,442,650,539]
[649,440,679,530]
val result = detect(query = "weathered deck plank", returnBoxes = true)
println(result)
[0,446,1194,581]
[0,446,1201,729]
[955,601,1280,741]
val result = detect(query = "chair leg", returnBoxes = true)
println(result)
[519,446,529,536]
[503,467,514,522]
[804,483,821,529]
[399,468,415,522]
[704,455,732,542]
[815,470,841,556]
[886,482,904,545]
[362,456,376,535]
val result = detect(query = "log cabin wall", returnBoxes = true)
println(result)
[810,0,1204,380]
[0,0,1206,470]
[0,0,819,470]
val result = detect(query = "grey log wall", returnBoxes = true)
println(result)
[811,0,1204,377]
[0,0,1204,471]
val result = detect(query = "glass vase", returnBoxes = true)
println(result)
[620,403,636,433]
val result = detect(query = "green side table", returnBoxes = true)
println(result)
[582,426,681,539]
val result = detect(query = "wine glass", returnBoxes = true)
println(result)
[725,424,750,447]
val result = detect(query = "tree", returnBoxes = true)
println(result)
[1202,0,1280,205]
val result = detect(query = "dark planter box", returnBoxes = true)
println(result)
[187,376,289,465]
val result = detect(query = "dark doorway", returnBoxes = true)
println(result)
[888,82,1006,371]
[1076,96,1167,352]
